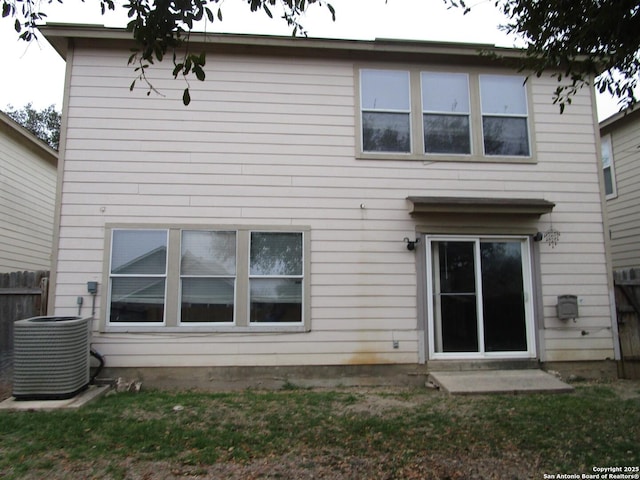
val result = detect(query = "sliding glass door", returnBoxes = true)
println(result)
[427,236,535,359]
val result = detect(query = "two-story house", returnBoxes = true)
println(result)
[41,24,619,387]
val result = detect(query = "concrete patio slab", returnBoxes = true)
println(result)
[0,385,111,411]
[428,369,574,395]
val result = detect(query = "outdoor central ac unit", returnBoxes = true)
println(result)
[13,316,91,400]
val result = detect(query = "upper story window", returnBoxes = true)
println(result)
[422,72,471,155]
[600,134,617,198]
[479,75,530,156]
[360,69,411,153]
[357,68,533,163]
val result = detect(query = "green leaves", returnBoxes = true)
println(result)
[497,0,639,112]
[3,102,61,150]
[168,52,206,104]
[445,0,639,113]
[2,2,13,18]
[6,0,338,106]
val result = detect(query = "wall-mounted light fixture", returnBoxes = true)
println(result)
[533,232,544,242]
[403,237,420,251]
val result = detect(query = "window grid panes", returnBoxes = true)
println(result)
[361,69,411,153]
[421,72,472,155]
[180,230,237,324]
[109,229,168,324]
[480,75,530,157]
[249,232,304,324]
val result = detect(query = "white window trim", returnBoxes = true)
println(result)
[425,235,537,360]
[101,224,311,333]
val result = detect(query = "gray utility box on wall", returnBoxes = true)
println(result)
[13,316,91,400]
[557,295,579,320]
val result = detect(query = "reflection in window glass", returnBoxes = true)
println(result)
[422,73,471,154]
[480,75,530,157]
[480,241,527,352]
[250,279,302,323]
[422,72,470,113]
[250,232,302,276]
[361,69,410,110]
[431,239,530,354]
[363,112,411,152]
[181,231,236,323]
[480,75,528,115]
[423,115,471,154]
[111,230,167,274]
[482,117,529,156]
[361,69,411,153]
[109,230,167,323]
[433,241,478,352]
[250,232,303,323]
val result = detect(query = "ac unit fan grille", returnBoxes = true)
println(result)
[13,316,91,400]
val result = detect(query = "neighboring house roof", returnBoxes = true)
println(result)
[40,23,526,67]
[600,105,640,133]
[0,110,58,168]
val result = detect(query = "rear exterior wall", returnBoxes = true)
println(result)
[50,42,616,368]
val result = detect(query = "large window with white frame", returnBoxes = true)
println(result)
[421,72,471,155]
[109,229,168,324]
[357,68,533,162]
[479,74,530,156]
[249,232,304,324]
[360,69,411,153]
[426,235,536,359]
[105,226,309,331]
[180,230,236,324]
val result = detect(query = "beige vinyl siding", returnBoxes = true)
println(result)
[602,113,640,269]
[51,42,614,366]
[0,120,57,273]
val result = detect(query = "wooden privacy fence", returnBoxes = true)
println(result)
[0,271,49,380]
[614,268,640,379]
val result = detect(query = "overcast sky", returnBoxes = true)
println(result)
[0,0,621,120]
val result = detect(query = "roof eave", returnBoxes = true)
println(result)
[0,111,58,167]
[39,23,526,66]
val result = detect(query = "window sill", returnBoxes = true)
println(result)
[102,325,310,334]
[356,152,536,164]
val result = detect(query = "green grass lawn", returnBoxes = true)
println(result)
[1,382,638,479]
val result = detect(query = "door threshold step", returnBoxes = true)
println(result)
[426,359,540,372]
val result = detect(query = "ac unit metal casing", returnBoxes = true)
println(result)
[13,316,91,400]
